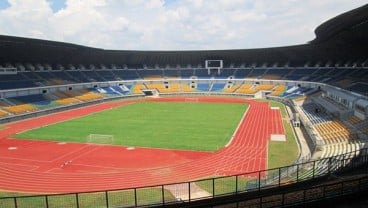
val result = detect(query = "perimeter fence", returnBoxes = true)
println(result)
[1,148,368,208]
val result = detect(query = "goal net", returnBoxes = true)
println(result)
[87,134,114,145]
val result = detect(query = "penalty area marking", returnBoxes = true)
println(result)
[8,147,18,150]
[127,147,135,150]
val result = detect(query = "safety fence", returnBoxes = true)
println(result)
[1,148,368,208]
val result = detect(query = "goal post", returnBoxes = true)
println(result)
[87,134,114,145]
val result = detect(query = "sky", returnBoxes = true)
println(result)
[0,0,366,50]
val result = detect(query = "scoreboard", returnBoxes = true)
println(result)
[205,60,223,69]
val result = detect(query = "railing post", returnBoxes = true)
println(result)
[296,164,299,182]
[235,175,238,194]
[278,167,281,187]
[161,185,165,205]
[76,193,80,208]
[45,195,49,208]
[105,191,109,208]
[134,188,137,207]
[188,182,191,202]
[212,178,215,197]
[258,171,261,192]
[14,197,17,208]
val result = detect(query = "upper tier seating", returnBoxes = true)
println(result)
[234,69,252,78]
[263,68,290,80]
[246,68,267,79]
[113,70,140,80]
[138,69,163,79]
[195,69,211,78]
[348,83,368,96]
[0,67,366,104]
[179,69,195,78]
[163,69,180,78]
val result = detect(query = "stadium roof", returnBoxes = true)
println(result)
[0,4,367,68]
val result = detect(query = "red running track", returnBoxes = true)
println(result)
[0,97,284,193]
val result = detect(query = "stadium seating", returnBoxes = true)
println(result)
[7,94,59,110]
[3,104,38,114]
[314,121,357,144]
[195,68,211,78]
[298,101,360,149]
[235,84,275,94]
[219,68,235,78]
[300,102,331,125]
[132,84,146,94]
[334,79,354,88]
[75,91,104,101]
[163,69,180,78]
[179,69,194,78]
[348,83,368,96]
[55,97,81,105]
[210,83,226,91]
[223,84,241,93]
[234,68,252,78]
[197,83,210,91]
[321,142,362,158]
[270,85,287,96]
[282,86,311,99]
[139,69,163,79]
[263,68,290,80]
[165,83,181,93]
[0,77,37,89]
[113,70,140,80]
[95,70,116,81]
[180,84,194,92]
[146,83,166,92]
[347,116,363,125]
[0,110,8,117]
[65,71,91,82]
[235,83,253,93]
[246,68,267,79]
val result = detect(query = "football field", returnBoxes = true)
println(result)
[14,101,248,151]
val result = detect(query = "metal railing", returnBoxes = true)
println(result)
[1,148,368,208]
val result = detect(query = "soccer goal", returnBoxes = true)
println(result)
[87,134,114,145]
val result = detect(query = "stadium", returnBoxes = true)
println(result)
[0,3,368,208]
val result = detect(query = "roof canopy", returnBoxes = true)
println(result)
[0,4,367,68]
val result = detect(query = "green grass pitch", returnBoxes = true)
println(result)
[14,102,248,152]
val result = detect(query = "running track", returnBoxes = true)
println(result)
[0,97,284,193]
